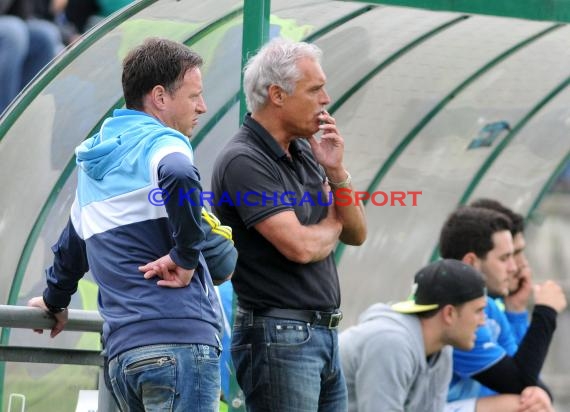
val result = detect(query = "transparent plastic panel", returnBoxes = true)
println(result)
[336,15,555,326]
[331,15,551,193]
[0,0,242,306]
[0,2,380,408]
[272,0,365,31]
[316,6,462,103]
[469,88,570,213]
[195,105,241,192]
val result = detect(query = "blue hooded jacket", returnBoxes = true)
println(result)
[44,109,223,358]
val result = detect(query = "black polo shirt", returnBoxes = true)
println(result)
[211,114,340,311]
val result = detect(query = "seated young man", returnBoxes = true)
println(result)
[470,198,534,343]
[340,259,487,412]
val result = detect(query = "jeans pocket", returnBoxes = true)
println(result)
[124,354,177,410]
[270,321,311,347]
[231,343,252,394]
[125,354,176,374]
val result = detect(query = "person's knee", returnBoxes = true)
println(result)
[26,19,64,56]
[0,16,30,59]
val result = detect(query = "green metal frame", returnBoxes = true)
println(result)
[458,77,570,206]
[344,0,570,24]
[240,0,271,120]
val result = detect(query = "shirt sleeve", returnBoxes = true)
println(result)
[156,152,204,269]
[217,154,293,229]
[43,213,89,309]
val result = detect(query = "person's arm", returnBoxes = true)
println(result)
[216,153,343,263]
[326,170,367,245]
[254,204,342,264]
[158,152,204,269]
[473,386,554,412]
[472,305,557,393]
[28,207,89,337]
[139,152,204,284]
[307,111,366,246]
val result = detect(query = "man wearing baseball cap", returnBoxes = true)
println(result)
[339,259,487,412]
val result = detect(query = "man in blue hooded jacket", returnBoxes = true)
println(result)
[28,37,231,412]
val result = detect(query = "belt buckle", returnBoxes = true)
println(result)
[328,312,343,329]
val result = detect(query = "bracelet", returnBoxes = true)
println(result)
[328,171,352,189]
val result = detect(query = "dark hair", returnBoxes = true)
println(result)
[122,37,203,110]
[470,198,524,235]
[416,308,440,319]
[439,206,512,260]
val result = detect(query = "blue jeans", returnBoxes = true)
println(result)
[0,16,63,112]
[231,310,347,412]
[108,344,221,412]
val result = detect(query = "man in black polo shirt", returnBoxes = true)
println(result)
[212,38,367,411]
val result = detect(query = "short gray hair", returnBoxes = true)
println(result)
[243,39,323,113]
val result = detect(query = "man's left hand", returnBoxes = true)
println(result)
[139,254,194,288]
[27,296,68,338]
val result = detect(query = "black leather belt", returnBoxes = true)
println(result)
[251,307,343,329]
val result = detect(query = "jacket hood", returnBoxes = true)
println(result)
[357,303,421,338]
[75,109,187,180]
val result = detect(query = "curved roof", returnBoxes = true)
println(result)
[0,0,569,408]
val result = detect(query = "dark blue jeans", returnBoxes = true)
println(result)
[108,343,220,412]
[231,309,347,412]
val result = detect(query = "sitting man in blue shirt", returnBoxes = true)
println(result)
[470,198,534,344]
[439,206,566,412]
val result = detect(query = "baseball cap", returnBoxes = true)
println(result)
[392,259,486,314]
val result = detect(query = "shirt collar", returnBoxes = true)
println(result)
[243,113,287,161]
